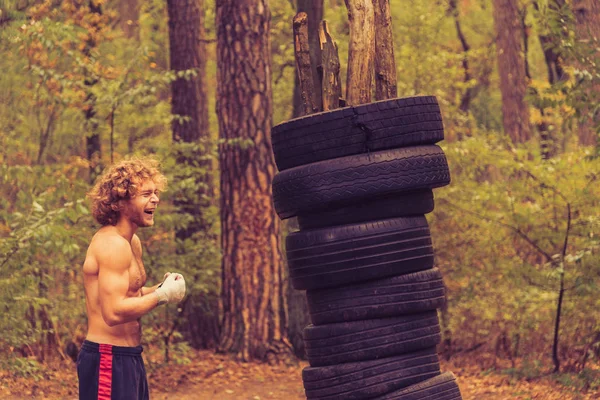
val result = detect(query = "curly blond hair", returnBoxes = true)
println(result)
[88,157,167,226]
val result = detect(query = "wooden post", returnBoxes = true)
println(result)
[319,21,342,111]
[293,12,319,115]
[344,0,375,105]
[372,0,397,100]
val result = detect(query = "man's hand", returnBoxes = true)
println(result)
[158,272,172,288]
[155,273,186,305]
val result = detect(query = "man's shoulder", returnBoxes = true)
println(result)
[90,229,132,262]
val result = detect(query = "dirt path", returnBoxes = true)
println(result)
[0,351,596,399]
[149,368,593,400]
[146,355,596,400]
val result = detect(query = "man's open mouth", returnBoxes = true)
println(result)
[144,210,155,215]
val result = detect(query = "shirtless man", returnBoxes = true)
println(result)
[78,158,186,400]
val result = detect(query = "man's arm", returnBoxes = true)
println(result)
[141,277,169,296]
[97,237,160,327]
[140,283,161,296]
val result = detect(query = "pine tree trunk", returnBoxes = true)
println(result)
[572,0,600,146]
[216,0,292,362]
[492,0,532,144]
[168,0,209,145]
[168,0,218,348]
[168,0,212,240]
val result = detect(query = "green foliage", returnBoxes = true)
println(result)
[0,160,94,356]
[554,369,600,393]
[502,359,545,381]
[432,135,600,364]
[0,357,44,381]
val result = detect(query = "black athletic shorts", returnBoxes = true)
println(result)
[77,340,149,400]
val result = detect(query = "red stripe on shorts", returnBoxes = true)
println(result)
[98,344,113,400]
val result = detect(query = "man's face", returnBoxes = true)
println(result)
[121,180,160,228]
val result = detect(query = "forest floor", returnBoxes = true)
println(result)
[0,348,598,400]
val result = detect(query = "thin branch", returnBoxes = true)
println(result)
[0,245,20,269]
[562,203,572,258]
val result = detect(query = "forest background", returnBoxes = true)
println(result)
[0,0,599,397]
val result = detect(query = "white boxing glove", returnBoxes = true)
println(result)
[155,273,186,305]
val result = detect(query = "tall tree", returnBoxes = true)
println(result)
[167,0,209,145]
[572,0,600,146]
[167,0,217,348]
[216,0,292,361]
[167,0,211,237]
[84,0,103,182]
[448,0,473,113]
[492,0,532,144]
[292,0,324,117]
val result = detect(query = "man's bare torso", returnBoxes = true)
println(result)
[82,227,147,346]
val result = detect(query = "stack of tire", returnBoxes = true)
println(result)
[271,96,463,400]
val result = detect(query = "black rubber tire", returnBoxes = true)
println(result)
[304,311,441,367]
[307,268,446,325]
[297,190,435,230]
[302,347,440,400]
[286,216,434,290]
[272,96,444,171]
[272,145,450,220]
[374,372,462,400]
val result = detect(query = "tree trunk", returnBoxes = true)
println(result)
[552,271,565,372]
[533,0,567,159]
[372,0,396,100]
[167,0,209,145]
[319,21,342,111]
[36,108,56,165]
[167,0,217,348]
[344,0,375,105]
[168,0,212,239]
[84,0,103,183]
[292,0,324,118]
[119,0,139,39]
[216,0,292,362]
[492,0,532,144]
[294,12,319,115]
[533,1,567,85]
[288,1,325,359]
[449,0,473,113]
[572,0,600,146]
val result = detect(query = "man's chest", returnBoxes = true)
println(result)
[129,253,147,292]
